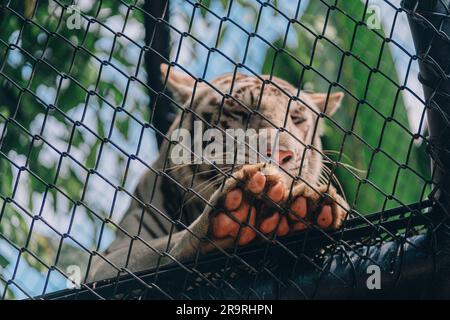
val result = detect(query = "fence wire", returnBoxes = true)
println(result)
[0,0,448,300]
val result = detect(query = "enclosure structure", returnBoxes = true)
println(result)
[0,0,449,300]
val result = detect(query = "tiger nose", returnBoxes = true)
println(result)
[267,150,294,165]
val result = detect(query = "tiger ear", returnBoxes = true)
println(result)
[305,92,344,116]
[160,63,196,106]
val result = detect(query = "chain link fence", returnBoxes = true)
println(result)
[0,0,449,300]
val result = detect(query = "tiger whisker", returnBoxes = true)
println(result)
[184,169,232,205]
[322,160,366,174]
[321,164,347,202]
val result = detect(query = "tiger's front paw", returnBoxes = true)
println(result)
[209,164,349,247]
[287,183,348,232]
[210,163,289,245]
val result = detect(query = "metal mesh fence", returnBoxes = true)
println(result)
[0,0,448,300]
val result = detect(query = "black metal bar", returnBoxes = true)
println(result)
[403,0,450,241]
[402,0,450,297]
[36,234,436,299]
[37,200,436,299]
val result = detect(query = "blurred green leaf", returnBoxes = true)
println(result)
[115,116,130,139]
[0,254,9,268]
[199,0,211,17]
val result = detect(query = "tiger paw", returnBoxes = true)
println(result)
[286,183,348,232]
[210,164,287,245]
[209,164,348,246]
